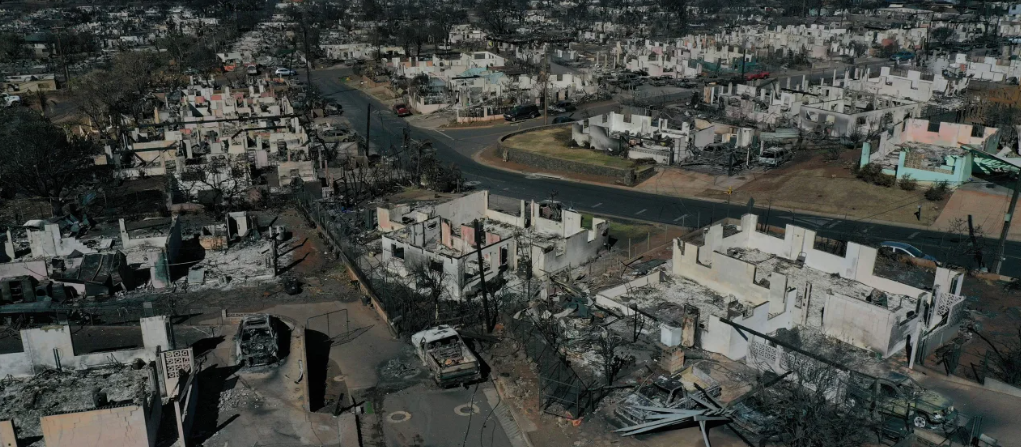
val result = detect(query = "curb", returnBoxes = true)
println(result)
[908,365,1021,399]
[473,144,1021,245]
[491,378,537,447]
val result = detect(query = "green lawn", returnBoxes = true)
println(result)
[503,127,636,170]
[582,213,653,239]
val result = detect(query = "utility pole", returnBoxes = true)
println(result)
[472,219,493,332]
[994,169,1021,274]
[365,103,371,156]
[52,26,71,91]
[543,43,550,125]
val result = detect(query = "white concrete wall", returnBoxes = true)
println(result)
[822,292,903,356]
[434,191,487,226]
[0,260,49,280]
[0,317,171,377]
[531,216,607,277]
[0,352,32,377]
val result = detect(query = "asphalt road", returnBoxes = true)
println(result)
[311,67,1021,278]
[382,383,514,447]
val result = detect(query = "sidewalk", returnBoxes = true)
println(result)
[933,186,1021,239]
[908,366,1021,444]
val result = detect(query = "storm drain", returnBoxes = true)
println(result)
[454,404,480,416]
[386,411,411,423]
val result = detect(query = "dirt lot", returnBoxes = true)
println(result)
[479,143,948,227]
[502,127,639,170]
[928,277,1021,383]
[714,147,946,226]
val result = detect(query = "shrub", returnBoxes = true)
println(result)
[898,174,917,191]
[855,162,883,184]
[925,180,951,201]
[875,173,896,187]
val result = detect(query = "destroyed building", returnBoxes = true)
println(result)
[96,77,314,205]
[799,96,921,138]
[0,216,182,304]
[599,214,966,362]
[863,119,1002,185]
[0,210,277,315]
[572,111,694,165]
[0,316,199,447]
[377,191,608,299]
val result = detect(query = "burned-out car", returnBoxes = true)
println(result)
[847,373,957,433]
[234,314,282,367]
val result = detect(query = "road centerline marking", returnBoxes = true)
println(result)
[636,209,647,215]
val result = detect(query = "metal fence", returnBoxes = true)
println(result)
[916,293,968,366]
[505,309,599,419]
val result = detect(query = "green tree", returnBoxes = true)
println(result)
[0,33,29,63]
[0,108,99,213]
[930,27,955,46]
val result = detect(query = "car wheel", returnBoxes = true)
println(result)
[913,416,928,429]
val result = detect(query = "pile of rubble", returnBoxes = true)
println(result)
[0,366,151,439]
[380,358,418,380]
[218,385,262,411]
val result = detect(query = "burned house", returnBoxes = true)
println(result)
[377,192,523,301]
[599,214,966,363]
[863,119,1001,186]
[0,316,200,447]
[0,216,182,307]
[377,190,609,299]
[572,111,691,165]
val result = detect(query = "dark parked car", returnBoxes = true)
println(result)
[677,79,697,88]
[325,102,343,115]
[504,104,540,121]
[549,101,576,113]
[393,103,412,117]
[552,115,575,124]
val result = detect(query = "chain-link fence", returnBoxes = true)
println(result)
[505,307,599,419]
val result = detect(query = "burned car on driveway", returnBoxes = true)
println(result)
[846,372,958,433]
[234,314,283,367]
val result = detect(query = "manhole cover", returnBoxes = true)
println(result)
[386,411,411,423]
[454,404,480,416]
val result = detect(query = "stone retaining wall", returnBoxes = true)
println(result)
[499,125,655,186]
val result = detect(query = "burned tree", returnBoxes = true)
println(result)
[628,306,647,343]
[747,328,883,447]
[973,326,1021,386]
[596,329,631,386]
[407,261,453,320]
[940,217,988,270]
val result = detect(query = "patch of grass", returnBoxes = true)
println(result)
[502,127,636,170]
[608,221,654,239]
[581,213,593,229]
[581,212,652,238]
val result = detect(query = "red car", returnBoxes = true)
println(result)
[745,71,770,81]
[393,103,412,117]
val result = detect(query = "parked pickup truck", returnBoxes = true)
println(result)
[2,93,20,108]
[411,325,481,387]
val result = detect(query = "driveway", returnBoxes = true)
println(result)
[382,382,516,447]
